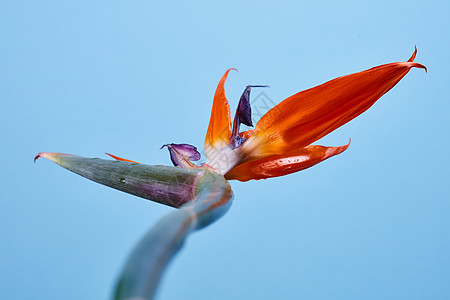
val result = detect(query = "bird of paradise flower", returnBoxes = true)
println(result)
[35,48,426,300]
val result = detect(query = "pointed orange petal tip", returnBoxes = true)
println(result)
[105,153,139,164]
[407,46,417,62]
[223,68,238,74]
[34,152,78,163]
[407,62,427,73]
[218,68,238,85]
[324,138,351,159]
[407,46,427,72]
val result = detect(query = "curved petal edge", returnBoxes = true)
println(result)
[225,140,350,181]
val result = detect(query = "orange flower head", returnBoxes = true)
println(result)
[204,48,425,181]
[108,48,426,181]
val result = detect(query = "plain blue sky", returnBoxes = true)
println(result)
[2,1,449,299]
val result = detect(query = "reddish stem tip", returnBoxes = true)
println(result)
[34,153,42,163]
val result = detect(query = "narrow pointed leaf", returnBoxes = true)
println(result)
[35,152,203,208]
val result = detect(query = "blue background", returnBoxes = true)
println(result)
[2,1,448,299]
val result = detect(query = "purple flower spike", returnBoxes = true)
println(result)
[229,85,269,149]
[161,143,201,169]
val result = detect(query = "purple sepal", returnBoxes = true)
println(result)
[161,143,201,169]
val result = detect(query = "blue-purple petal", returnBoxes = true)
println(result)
[236,86,254,127]
[229,85,268,149]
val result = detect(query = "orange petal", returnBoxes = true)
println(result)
[225,141,350,181]
[204,68,236,159]
[239,48,426,161]
[105,153,139,164]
